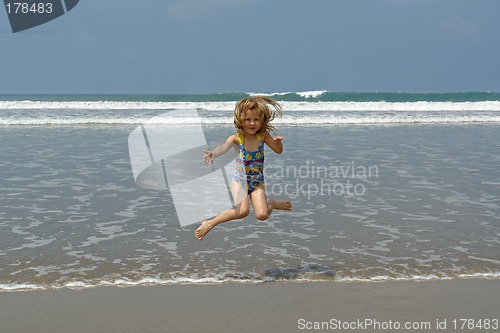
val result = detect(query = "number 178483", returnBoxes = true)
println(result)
[5,2,54,14]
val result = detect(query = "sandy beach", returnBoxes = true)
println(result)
[2,279,498,333]
[1,102,499,332]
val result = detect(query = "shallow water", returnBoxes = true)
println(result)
[0,124,499,290]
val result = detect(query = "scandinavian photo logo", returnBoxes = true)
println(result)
[128,109,239,228]
[128,110,379,226]
[265,160,379,200]
[3,0,79,33]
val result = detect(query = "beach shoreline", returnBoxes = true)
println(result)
[2,278,498,333]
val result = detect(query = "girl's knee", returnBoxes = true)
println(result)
[255,212,268,221]
[236,207,250,219]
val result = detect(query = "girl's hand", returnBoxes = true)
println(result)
[203,150,215,164]
[263,132,284,154]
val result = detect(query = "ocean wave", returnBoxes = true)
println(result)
[1,113,499,126]
[2,100,500,111]
[2,91,500,103]
[334,271,500,283]
[248,90,328,99]
[1,271,499,291]
[2,99,500,126]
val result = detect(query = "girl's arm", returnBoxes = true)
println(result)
[203,135,238,164]
[263,130,283,154]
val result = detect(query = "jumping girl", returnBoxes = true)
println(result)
[195,96,292,240]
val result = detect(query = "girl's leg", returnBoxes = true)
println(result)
[194,181,250,241]
[250,184,292,221]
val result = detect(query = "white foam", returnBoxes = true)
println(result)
[335,271,500,283]
[2,271,499,291]
[1,113,499,126]
[0,283,46,291]
[2,100,500,111]
[248,90,327,99]
[296,90,328,98]
[2,100,500,126]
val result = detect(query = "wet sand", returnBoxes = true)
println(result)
[1,279,499,333]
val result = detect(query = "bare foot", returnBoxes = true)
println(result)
[271,200,292,211]
[195,220,213,241]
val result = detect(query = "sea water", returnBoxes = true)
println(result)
[0,92,499,290]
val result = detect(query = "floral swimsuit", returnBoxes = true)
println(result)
[233,132,264,194]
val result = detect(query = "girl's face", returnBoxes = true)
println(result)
[243,109,262,135]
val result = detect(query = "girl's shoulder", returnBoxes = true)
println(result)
[227,134,240,145]
[260,130,272,142]
[234,132,250,145]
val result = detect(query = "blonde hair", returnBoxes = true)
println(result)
[233,96,283,135]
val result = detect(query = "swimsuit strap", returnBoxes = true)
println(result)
[237,132,244,145]
[236,132,264,146]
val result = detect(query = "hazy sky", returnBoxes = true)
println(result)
[1,0,499,94]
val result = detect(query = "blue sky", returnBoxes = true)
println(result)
[1,0,499,94]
